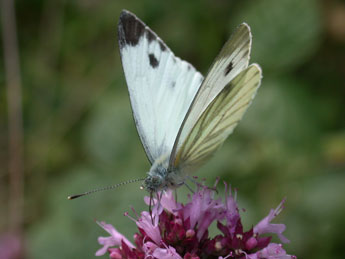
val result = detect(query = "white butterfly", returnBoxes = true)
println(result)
[118,10,262,193]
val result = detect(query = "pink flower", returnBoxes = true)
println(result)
[247,243,297,259]
[0,233,22,259]
[152,246,182,259]
[223,183,241,237]
[95,221,135,256]
[254,199,290,243]
[181,184,225,240]
[96,181,296,258]
[136,211,161,244]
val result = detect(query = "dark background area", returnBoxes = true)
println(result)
[1,0,345,258]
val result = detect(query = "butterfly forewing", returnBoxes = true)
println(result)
[118,10,203,164]
[169,23,252,167]
[173,64,262,170]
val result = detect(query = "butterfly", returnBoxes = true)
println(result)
[118,10,262,194]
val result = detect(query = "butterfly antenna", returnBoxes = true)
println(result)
[67,178,146,200]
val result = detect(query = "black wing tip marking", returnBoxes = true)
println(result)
[118,9,167,52]
[118,10,145,48]
[159,41,167,51]
[218,22,252,61]
[238,22,252,60]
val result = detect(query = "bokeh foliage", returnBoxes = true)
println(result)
[1,0,345,258]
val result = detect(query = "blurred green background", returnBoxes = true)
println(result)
[1,0,345,258]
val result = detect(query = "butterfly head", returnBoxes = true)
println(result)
[141,173,164,193]
[141,154,171,193]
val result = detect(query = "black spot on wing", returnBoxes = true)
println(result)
[146,28,167,51]
[146,29,155,43]
[224,61,233,76]
[171,81,176,88]
[118,10,145,48]
[159,41,166,51]
[149,53,159,68]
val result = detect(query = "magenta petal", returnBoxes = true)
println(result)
[160,190,181,213]
[95,236,116,256]
[144,190,181,214]
[196,210,217,240]
[152,246,183,259]
[0,233,22,259]
[137,211,162,244]
[95,221,135,256]
[95,243,109,256]
[183,192,203,229]
[182,187,225,240]
[224,183,240,236]
[143,241,158,255]
[108,248,122,259]
[254,243,296,259]
[97,221,134,248]
[254,200,290,243]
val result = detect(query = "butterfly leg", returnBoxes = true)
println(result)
[156,191,163,210]
[184,182,195,194]
[174,189,178,203]
[187,176,219,194]
[187,175,202,189]
[149,192,154,224]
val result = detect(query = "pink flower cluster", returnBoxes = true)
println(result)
[96,182,296,259]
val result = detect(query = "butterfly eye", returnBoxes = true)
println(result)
[142,174,163,192]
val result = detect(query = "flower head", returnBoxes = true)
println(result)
[0,233,23,259]
[96,181,296,258]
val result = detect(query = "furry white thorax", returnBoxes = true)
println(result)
[142,153,184,193]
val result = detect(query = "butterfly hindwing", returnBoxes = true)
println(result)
[169,23,253,167]
[118,10,203,164]
[173,64,262,171]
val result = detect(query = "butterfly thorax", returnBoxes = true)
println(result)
[142,153,184,193]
